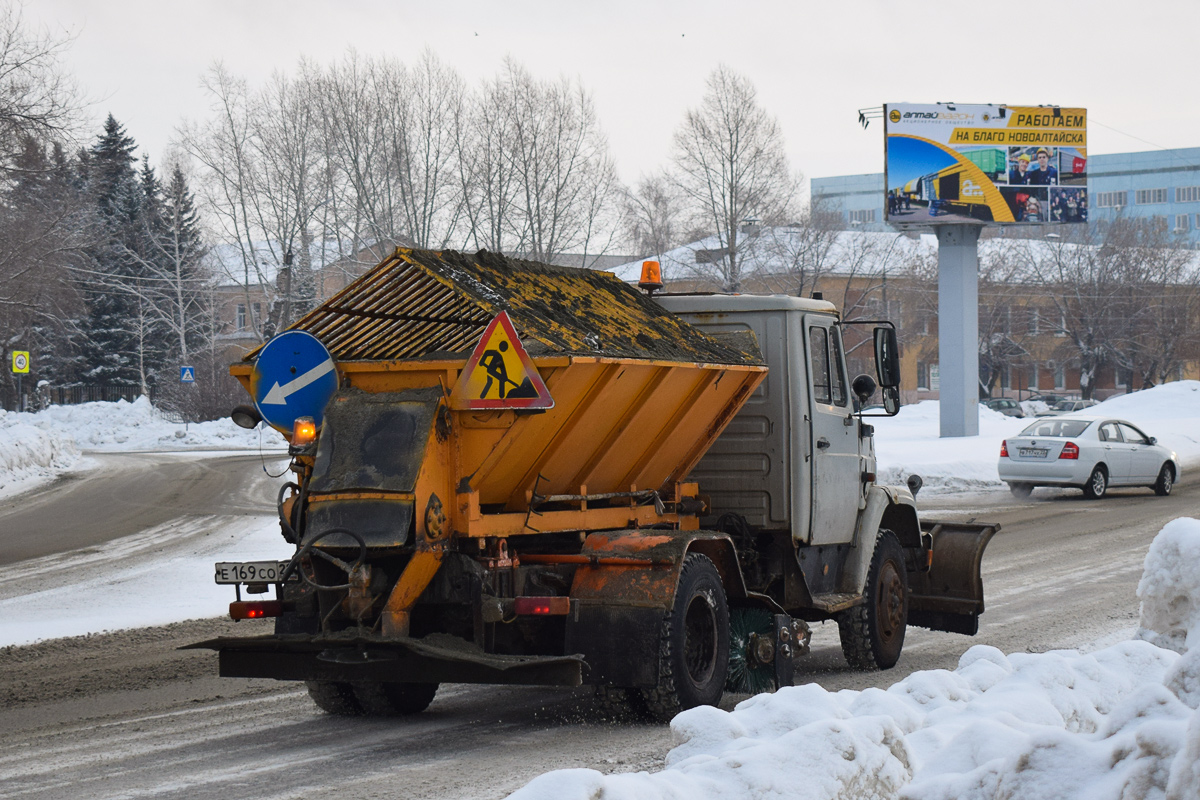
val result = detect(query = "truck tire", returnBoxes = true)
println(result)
[352,682,439,716]
[639,553,729,722]
[838,532,907,670]
[306,681,362,715]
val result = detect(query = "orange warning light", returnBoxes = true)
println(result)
[639,260,663,293]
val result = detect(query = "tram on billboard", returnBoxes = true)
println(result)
[884,103,1087,227]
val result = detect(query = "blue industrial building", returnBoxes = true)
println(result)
[813,146,1200,243]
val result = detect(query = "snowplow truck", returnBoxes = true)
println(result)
[192,248,996,720]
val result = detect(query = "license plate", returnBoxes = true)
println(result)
[1019,448,1049,458]
[214,561,293,584]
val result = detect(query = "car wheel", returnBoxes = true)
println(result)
[1083,466,1108,499]
[1008,482,1033,499]
[1153,464,1175,497]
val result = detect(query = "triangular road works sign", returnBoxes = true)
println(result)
[451,311,553,410]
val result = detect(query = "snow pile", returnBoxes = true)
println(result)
[0,397,282,498]
[874,381,1200,493]
[0,409,81,496]
[510,519,1200,800]
[28,395,270,451]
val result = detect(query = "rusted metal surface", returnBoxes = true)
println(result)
[908,520,999,635]
[244,248,765,366]
[568,530,739,609]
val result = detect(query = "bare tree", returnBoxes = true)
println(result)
[1020,228,1127,400]
[751,197,843,297]
[623,172,685,273]
[671,65,797,291]
[0,1,80,174]
[457,60,622,264]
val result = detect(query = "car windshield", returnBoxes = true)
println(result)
[1020,418,1092,438]
[1051,400,1074,410]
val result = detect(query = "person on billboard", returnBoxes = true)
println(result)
[1009,154,1031,185]
[1028,148,1059,185]
[1024,195,1044,222]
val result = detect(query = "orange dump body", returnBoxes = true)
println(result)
[232,248,766,540]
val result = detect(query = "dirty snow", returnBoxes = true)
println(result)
[511,518,1200,800]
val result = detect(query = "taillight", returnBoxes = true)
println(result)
[230,601,282,620]
[1060,442,1080,460]
[1000,440,1009,458]
[513,596,570,616]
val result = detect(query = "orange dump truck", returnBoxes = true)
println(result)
[192,248,996,719]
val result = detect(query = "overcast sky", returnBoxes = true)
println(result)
[23,0,1200,191]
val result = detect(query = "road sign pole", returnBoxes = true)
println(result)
[15,373,21,412]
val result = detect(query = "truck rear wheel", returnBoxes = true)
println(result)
[638,553,729,722]
[352,682,439,716]
[306,681,362,715]
[838,532,907,670]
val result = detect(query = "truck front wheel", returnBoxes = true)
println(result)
[353,682,439,716]
[639,553,730,721]
[838,532,907,670]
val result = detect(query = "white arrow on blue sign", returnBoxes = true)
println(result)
[251,330,338,433]
[180,366,195,383]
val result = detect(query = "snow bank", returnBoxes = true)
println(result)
[510,519,1200,800]
[0,397,280,498]
[0,409,81,498]
[874,381,1200,493]
[28,395,269,451]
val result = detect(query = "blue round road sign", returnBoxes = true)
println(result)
[251,330,338,433]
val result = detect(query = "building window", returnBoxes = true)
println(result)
[1095,191,1127,208]
[236,304,246,331]
[1176,186,1200,203]
[1028,307,1040,335]
[1055,310,1067,337]
[252,303,262,327]
[849,209,876,224]
[1051,361,1065,389]
[1135,188,1168,205]
[1029,363,1040,390]
[1176,214,1190,232]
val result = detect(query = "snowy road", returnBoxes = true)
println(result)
[0,452,281,565]
[1,473,1193,799]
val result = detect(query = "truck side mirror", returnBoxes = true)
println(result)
[873,327,901,415]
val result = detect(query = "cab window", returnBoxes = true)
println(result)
[809,326,847,407]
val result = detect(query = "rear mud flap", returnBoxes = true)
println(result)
[908,520,998,635]
[184,632,584,687]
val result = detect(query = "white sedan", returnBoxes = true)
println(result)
[998,416,1179,499]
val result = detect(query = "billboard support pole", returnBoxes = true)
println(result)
[935,224,982,437]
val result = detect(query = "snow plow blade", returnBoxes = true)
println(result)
[184,633,584,687]
[907,520,998,635]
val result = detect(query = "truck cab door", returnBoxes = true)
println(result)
[805,320,860,545]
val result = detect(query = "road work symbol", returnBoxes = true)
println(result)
[251,330,338,433]
[451,311,553,410]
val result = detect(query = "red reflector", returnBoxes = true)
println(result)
[1000,440,1009,458]
[230,601,282,620]
[1059,442,1080,460]
[513,596,570,616]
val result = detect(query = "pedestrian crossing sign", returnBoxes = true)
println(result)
[180,366,195,383]
[450,311,553,410]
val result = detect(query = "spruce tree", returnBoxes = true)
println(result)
[77,115,154,388]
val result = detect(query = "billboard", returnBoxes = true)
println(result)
[884,103,1087,227]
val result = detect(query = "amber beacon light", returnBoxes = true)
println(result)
[639,260,663,294]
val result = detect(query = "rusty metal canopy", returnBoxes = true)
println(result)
[244,248,763,365]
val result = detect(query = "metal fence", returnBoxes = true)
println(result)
[47,385,155,406]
